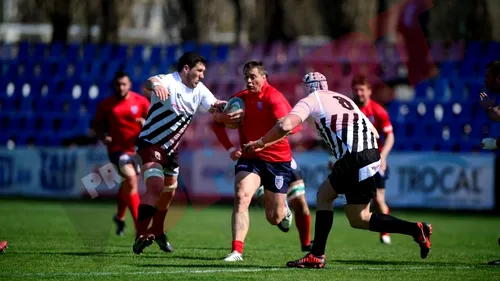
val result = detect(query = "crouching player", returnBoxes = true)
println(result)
[244,72,432,268]
[255,157,312,251]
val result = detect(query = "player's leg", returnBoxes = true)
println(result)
[286,178,337,268]
[373,170,391,244]
[133,161,164,254]
[344,177,432,259]
[109,152,128,236]
[288,179,312,251]
[224,159,262,261]
[115,153,141,235]
[148,173,177,253]
[261,161,293,231]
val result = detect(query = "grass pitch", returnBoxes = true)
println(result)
[0,199,499,280]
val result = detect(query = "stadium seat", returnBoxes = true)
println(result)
[199,43,213,63]
[132,45,145,62]
[33,43,47,59]
[215,44,230,63]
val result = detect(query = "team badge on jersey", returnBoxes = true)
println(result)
[368,116,375,123]
[131,105,138,114]
[257,101,263,110]
[275,175,284,190]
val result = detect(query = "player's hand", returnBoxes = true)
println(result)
[136,118,146,127]
[153,84,169,101]
[481,138,498,150]
[379,155,387,174]
[480,92,495,110]
[243,139,265,154]
[214,109,243,125]
[230,149,242,161]
[211,100,228,112]
[103,136,112,144]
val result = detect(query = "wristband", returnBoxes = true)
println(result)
[152,82,162,88]
[257,139,265,147]
[228,147,236,153]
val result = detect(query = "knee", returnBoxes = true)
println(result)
[290,197,309,215]
[234,190,252,212]
[347,211,372,229]
[265,209,282,225]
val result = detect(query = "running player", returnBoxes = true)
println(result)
[92,71,150,236]
[477,60,500,266]
[244,72,432,268]
[351,74,395,244]
[254,157,312,251]
[132,52,233,254]
[212,60,300,261]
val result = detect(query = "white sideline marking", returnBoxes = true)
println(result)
[1,266,476,277]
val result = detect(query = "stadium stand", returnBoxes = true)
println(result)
[0,40,498,151]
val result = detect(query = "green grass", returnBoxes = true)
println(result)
[0,199,499,280]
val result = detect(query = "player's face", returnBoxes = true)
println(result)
[485,69,500,92]
[352,84,371,106]
[114,76,131,98]
[244,67,266,93]
[186,62,206,88]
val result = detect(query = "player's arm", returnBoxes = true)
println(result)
[211,121,241,160]
[271,92,302,135]
[254,114,303,149]
[378,108,395,159]
[486,106,500,122]
[146,75,170,101]
[200,88,242,125]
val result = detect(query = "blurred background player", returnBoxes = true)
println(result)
[245,72,432,268]
[351,74,395,245]
[254,157,312,251]
[212,60,300,261]
[477,60,500,266]
[133,52,229,254]
[0,240,7,253]
[92,71,150,237]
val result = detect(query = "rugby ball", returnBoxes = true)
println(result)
[223,97,245,129]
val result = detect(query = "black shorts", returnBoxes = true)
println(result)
[290,158,303,183]
[108,151,140,177]
[328,149,381,204]
[374,166,389,189]
[235,158,292,194]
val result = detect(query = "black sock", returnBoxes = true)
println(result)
[310,210,334,256]
[369,213,419,237]
[137,204,157,221]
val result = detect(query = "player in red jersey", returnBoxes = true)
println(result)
[92,71,150,236]
[0,240,7,253]
[350,74,395,245]
[212,61,301,261]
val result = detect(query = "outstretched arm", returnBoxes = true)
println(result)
[244,114,303,153]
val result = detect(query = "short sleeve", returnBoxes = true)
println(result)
[290,94,317,122]
[270,91,292,119]
[94,100,107,122]
[199,84,217,112]
[141,97,150,118]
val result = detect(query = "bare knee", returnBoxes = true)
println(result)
[234,190,253,213]
[265,208,283,225]
[346,209,372,229]
[290,197,310,216]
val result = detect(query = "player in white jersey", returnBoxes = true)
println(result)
[132,52,239,254]
[244,72,433,268]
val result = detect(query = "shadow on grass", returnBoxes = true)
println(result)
[333,259,474,266]
[135,263,280,269]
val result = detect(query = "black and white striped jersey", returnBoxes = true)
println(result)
[135,72,216,154]
[290,90,380,163]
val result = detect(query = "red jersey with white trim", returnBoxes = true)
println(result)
[94,92,150,154]
[213,82,299,162]
[358,100,393,151]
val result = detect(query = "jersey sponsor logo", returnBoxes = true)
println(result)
[131,105,138,114]
[154,151,161,160]
[275,175,284,190]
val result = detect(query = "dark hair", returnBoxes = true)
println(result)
[113,71,130,81]
[177,52,206,72]
[486,60,500,78]
[351,74,371,88]
[243,60,268,76]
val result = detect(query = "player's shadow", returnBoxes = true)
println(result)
[181,246,230,251]
[334,259,471,266]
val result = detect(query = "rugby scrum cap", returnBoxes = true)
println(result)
[302,72,328,93]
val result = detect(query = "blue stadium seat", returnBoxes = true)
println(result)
[485,41,500,61]
[114,44,128,59]
[215,44,230,62]
[439,62,457,79]
[83,44,96,61]
[166,45,178,63]
[17,42,30,59]
[99,44,113,60]
[183,41,196,53]
[66,43,80,61]
[414,80,430,101]
[33,43,47,59]
[132,45,145,62]
[48,42,64,59]
[199,43,213,62]
[464,41,482,62]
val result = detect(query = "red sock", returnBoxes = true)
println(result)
[295,213,311,247]
[232,240,244,254]
[116,192,127,220]
[128,192,140,227]
[150,209,168,236]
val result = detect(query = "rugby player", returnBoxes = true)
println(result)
[351,74,395,244]
[478,60,500,266]
[244,71,432,268]
[92,71,150,236]
[132,52,233,254]
[212,61,300,261]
